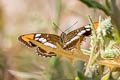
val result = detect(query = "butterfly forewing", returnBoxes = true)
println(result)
[19,33,61,48]
[63,22,98,49]
[35,33,61,48]
[63,25,91,49]
[18,33,61,57]
[18,34,37,47]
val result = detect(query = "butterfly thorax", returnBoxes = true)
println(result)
[59,32,67,47]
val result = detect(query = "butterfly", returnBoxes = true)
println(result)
[18,22,98,57]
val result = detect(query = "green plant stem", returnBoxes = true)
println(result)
[110,0,120,43]
[88,16,97,36]
[85,16,97,76]
[79,0,110,15]
[105,0,111,10]
[85,45,95,76]
[54,0,62,33]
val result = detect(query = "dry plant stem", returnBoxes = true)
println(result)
[84,44,96,76]
[30,39,120,69]
[84,16,98,76]
[54,0,62,33]
[30,39,89,63]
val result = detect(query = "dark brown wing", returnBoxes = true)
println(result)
[63,24,91,49]
[63,22,98,49]
[18,33,60,57]
[18,33,61,48]
[36,47,56,57]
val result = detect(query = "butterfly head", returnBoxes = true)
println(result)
[18,34,36,47]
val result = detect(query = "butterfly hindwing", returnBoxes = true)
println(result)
[36,47,56,57]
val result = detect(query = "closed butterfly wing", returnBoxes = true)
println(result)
[18,33,61,57]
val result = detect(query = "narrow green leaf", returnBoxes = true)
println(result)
[79,0,110,15]
[105,0,111,10]
[77,71,85,80]
[101,72,110,80]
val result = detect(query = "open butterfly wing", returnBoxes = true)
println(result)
[63,25,91,49]
[18,33,60,57]
[63,22,98,49]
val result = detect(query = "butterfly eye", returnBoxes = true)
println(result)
[18,34,36,47]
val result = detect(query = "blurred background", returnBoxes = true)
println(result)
[0,0,119,80]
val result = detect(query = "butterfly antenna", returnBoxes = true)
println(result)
[64,21,78,32]
[53,22,63,32]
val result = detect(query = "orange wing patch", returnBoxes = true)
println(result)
[94,22,99,29]
[21,34,34,42]
[18,33,36,47]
